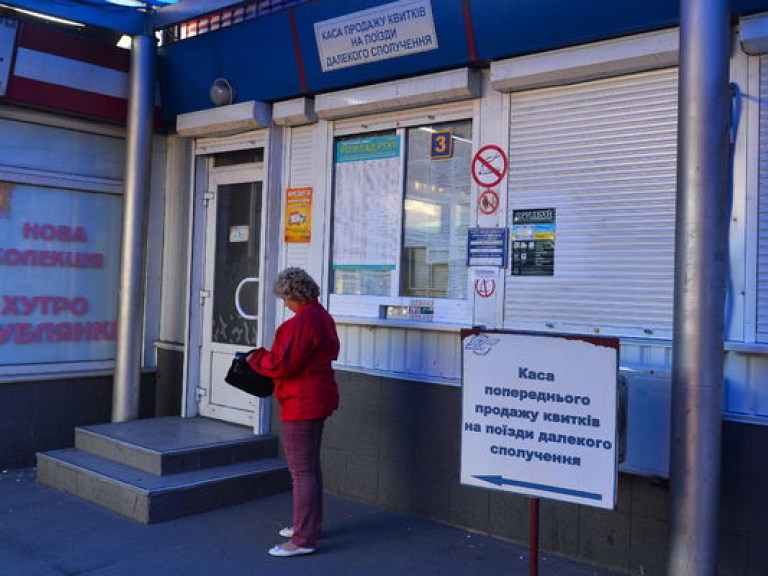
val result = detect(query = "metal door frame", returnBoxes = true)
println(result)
[197,165,267,426]
[182,130,276,434]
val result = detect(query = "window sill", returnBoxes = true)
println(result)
[333,315,467,333]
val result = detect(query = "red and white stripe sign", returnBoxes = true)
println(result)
[0,18,18,97]
[5,22,131,124]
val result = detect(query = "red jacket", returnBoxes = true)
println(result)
[247,299,340,421]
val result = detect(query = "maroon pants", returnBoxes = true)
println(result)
[282,419,325,548]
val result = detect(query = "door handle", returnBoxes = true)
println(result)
[235,277,259,320]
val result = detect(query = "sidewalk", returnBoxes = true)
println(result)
[0,468,625,576]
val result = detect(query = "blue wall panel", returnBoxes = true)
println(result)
[158,0,768,123]
[158,11,302,122]
[469,0,678,60]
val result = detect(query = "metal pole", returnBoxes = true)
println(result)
[668,0,730,574]
[112,30,155,422]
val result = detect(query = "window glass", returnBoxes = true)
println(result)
[330,119,472,305]
[212,182,262,346]
[402,120,472,298]
[0,119,125,180]
[213,148,263,167]
[331,131,400,296]
[0,183,122,364]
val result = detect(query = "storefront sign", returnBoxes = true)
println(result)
[0,184,121,365]
[314,0,438,72]
[0,18,18,97]
[336,136,400,162]
[284,187,313,243]
[511,208,556,276]
[460,330,619,509]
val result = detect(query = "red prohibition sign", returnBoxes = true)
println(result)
[474,278,496,298]
[478,189,499,215]
[472,145,508,188]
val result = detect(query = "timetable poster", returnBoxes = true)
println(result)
[332,135,402,295]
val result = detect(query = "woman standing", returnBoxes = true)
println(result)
[247,268,340,557]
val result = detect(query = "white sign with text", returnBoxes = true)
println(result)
[460,330,619,509]
[314,0,438,72]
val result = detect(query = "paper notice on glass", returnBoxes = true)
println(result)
[333,136,402,268]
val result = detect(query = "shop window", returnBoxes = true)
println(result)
[0,183,122,367]
[330,120,472,313]
[0,119,125,180]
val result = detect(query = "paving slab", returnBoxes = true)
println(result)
[0,468,626,576]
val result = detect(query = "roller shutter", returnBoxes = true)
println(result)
[504,68,679,338]
[758,55,768,341]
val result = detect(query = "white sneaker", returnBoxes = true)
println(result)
[279,527,294,538]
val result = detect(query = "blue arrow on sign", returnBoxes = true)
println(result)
[473,475,602,501]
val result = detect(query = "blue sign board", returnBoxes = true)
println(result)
[467,227,508,268]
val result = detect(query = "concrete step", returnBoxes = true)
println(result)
[74,416,279,475]
[37,447,290,524]
[36,417,290,524]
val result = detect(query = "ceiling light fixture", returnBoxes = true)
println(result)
[0,4,84,26]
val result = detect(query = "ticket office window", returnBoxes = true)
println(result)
[330,119,472,320]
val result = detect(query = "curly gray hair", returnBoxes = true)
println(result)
[272,267,320,302]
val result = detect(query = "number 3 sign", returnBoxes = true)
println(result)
[430,130,454,159]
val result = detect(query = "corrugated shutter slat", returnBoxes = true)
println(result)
[757,55,768,340]
[285,125,315,270]
[505,68,679,338]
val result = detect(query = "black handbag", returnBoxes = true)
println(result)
[224,351,274,398]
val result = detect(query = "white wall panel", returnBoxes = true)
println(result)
[334,322,461,384]
[724,351,768,418]
[283,125,316,273]
[504,68,679,339]
[619,340,673,372]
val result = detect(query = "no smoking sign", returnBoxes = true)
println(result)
[472,145,508,188]
[478,190,499,214]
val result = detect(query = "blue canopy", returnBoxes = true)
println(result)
[1,0,235,34]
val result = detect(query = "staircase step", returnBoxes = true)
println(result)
[37,447,290,524]
[75,416,278,475]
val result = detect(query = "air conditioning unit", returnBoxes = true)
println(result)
[618,368,672,478]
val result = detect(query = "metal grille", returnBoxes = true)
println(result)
[504,67,679,339]
[160,0,313,43]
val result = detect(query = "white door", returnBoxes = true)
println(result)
[198,161,270,430]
